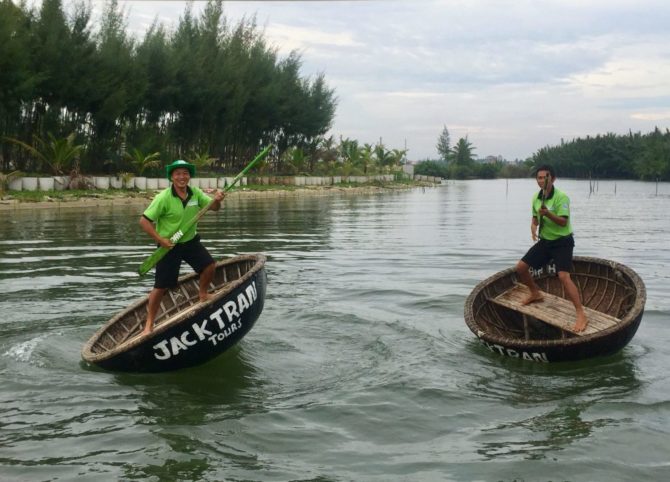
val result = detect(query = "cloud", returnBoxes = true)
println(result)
[631,112,670,121]
[71,0,670,160]
[264,23,363,54]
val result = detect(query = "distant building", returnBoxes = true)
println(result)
[477,155,504,164]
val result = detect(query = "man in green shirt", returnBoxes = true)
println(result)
[515,165,588,332]
[139,159,225,336]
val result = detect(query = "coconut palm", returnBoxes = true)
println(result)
[4,132,84,175]
[389,148,408,166]
[374,142,400,172]
[189,152,216,170]
[357,143,375,174]
[450,136,476,165]
[124,148,161,175]
[283,147,308,175]
[339,137,360,164]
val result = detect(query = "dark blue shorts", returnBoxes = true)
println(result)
[521,234,575,273]
[154,235,215,289]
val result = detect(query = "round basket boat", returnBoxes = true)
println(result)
[82,254,267,373]
[464,256,646,362]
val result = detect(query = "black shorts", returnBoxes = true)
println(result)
[521,234,575,273]
[154,235,215,289]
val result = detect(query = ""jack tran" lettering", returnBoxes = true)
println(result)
[152,281,258,361]
[480,339,549,362]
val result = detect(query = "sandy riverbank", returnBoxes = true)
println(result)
[0,184,420,211]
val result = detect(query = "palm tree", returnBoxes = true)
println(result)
[4,133,84,175]
[339,137,360,163]
[451,137,475,165]
[338,137,359,175]
[357,143,375,174]
[374,142,398,172]
[283,147,308,175]
[189,152,216,172]
[124,148,161,175]
[389,148,408,166]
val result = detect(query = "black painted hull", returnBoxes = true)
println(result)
[474,313,643,362]
[82,255,266,373]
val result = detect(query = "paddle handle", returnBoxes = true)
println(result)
[537,175,549,240]
[138,145,272,276]
[223,145,272,192]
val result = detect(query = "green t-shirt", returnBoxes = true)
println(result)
[143,185,212,243]
[532,187,573,240]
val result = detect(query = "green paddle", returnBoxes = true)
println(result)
[537,174,550,240]
[138,145,272,276]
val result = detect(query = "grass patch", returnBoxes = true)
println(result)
[240,184,299,191]
[9,189,153,202]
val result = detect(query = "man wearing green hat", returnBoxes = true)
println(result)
[139,159,225,336]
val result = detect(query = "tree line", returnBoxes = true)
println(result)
[416,125,670,181]
[0,0,350,177]
[533,128,670,181]
[415,125,517,179]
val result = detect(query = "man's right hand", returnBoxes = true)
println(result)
[159,237,175,249]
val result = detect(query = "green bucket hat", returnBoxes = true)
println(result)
[166,159,195,180]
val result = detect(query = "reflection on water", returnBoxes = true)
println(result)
[470,352,641,460]
[112,346,269,480]
[120,347,262,414]
[0,180,669,480]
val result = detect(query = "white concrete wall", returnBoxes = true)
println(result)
[94,177,110,189]
[6,174,440,192]
[9,178,23,191]
[38,177,54,191]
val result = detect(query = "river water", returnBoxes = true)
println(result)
[1,179,669,481]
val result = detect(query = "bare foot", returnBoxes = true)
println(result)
[199,294,212,303]
[521,291,544,305]
[140,320,154,337]
[574,311,588,332]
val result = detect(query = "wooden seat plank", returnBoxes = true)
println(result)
[492,283,620,336]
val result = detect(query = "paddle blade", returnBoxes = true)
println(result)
[138,246,170,276]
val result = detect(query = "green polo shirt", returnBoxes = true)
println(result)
[143,185,212,243]
[532,187,573,240]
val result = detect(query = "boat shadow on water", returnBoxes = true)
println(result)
[111,346,262,421]
[107,346,270,480]
[464,348,642,460]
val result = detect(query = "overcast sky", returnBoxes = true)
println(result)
[67,1,670,161]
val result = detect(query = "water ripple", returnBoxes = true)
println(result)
[0,182,669,480]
